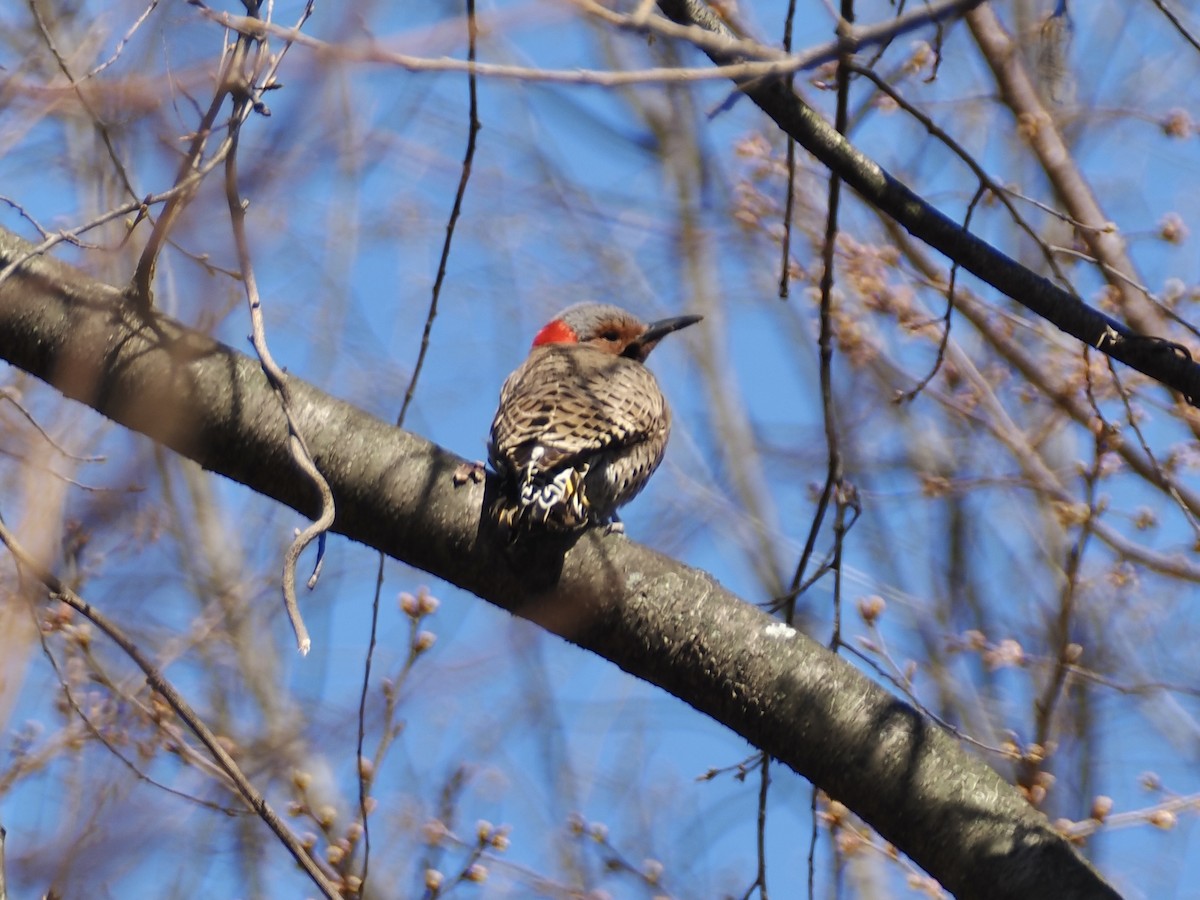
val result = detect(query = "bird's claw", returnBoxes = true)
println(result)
[453,460,487,486]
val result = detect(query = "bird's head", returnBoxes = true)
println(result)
[531,302,702,362]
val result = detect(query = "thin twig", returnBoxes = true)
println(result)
[130,32,239,306]
[219,5,329,654]
[86,0,162,78]
[0,197,56,241]
[0,163,224,289]
[965,5,1161,342]
[188,0,984,90]
[0,389,106,462]
[396,0,481,425]
[882,220,1200,521]
[1046,245,1200,343]
[784,3,852,622]
[356,554,387,892]
[1019,427,1101,792]
[132,0,312,306]
[895,182,984,403]
[755,753,770,899]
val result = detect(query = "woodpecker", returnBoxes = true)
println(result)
[487,302,701,533]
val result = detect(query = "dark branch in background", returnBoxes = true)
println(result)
[0,230,1122,899]
[1148,0,1200,55]
[655,0,1200,406]
[776,0,799,300]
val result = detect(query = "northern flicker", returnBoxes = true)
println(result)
[487,302,701,533]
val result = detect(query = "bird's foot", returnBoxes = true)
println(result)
[602,513,625,536]
[453,460,487,486]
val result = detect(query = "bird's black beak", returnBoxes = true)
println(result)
[624,314,703,360]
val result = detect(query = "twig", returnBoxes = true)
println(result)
[187,0,984,90]
[0,197,57,241]
[782,0,854,625]
[741,754,770,900]
[1019,426,1102,792]
[845,61,1074,295]
[799,9,859,894]
[28,0,142,207]
[129,27,238,306]
[0,389,105,462]
[226,130,330,655]
[0,169,216,289]
[882,221,1200,520]
[965,6,1158,338]
[86,0,163,78]
[396,0,481,425]
[1046,245,1200,343]
[894,182,984,403]
[216,2,328,655]
[356,554,387,892]
[132,0,311,307]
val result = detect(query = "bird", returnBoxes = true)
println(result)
[486,302,701,534]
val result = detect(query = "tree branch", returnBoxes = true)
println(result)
[0,229,1121,898]
[656,0,1200,407]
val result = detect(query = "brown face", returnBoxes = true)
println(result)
[581,317,648,357]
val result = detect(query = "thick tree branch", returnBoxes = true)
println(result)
[656,0,1200,407]
[0,230,1122,898]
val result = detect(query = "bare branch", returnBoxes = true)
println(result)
[185,0,984,90]
[656,0,1200,406]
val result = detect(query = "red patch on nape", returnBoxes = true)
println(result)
[532,319,578,347]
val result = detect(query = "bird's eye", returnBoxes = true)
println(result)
[601,329,620,341]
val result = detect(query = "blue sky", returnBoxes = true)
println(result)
[3,1,1200,897]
